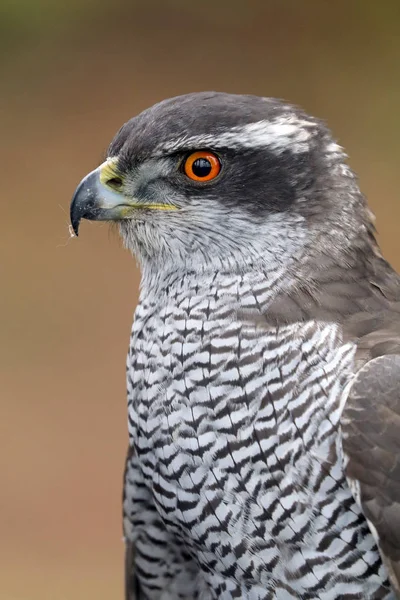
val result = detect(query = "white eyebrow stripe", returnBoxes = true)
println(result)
[160,115,319,155]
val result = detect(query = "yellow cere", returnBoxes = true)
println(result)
[99,157,121,187]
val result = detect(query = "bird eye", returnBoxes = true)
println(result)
[183,151,221,182]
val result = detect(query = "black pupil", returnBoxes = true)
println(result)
[192,157,212,177]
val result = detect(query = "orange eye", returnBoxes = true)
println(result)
[183,151,221,182]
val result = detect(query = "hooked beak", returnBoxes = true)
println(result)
[70,157,177,236]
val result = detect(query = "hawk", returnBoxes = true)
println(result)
[70,92,400,599]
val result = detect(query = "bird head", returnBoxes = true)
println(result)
[70,92,371,275]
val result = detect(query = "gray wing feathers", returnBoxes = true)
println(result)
[341,354,400,596]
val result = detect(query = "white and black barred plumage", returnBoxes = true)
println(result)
[71,92,400,599]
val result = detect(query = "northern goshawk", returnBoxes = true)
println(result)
[70,92,400,599]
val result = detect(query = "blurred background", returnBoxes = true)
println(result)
[2,1,400,598]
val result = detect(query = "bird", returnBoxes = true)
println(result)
[70,92,400,599]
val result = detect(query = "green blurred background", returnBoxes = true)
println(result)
[2,1,400,598]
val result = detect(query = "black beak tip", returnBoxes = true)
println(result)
[71,216,80,237]
[70,201,81,237]
[70,170,101,237]
[70,177,90,237]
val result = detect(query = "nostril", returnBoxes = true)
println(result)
[106,176,123,190]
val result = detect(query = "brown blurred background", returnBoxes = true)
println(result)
[2,1,400,598]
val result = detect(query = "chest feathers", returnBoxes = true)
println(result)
[126,270,389,596]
